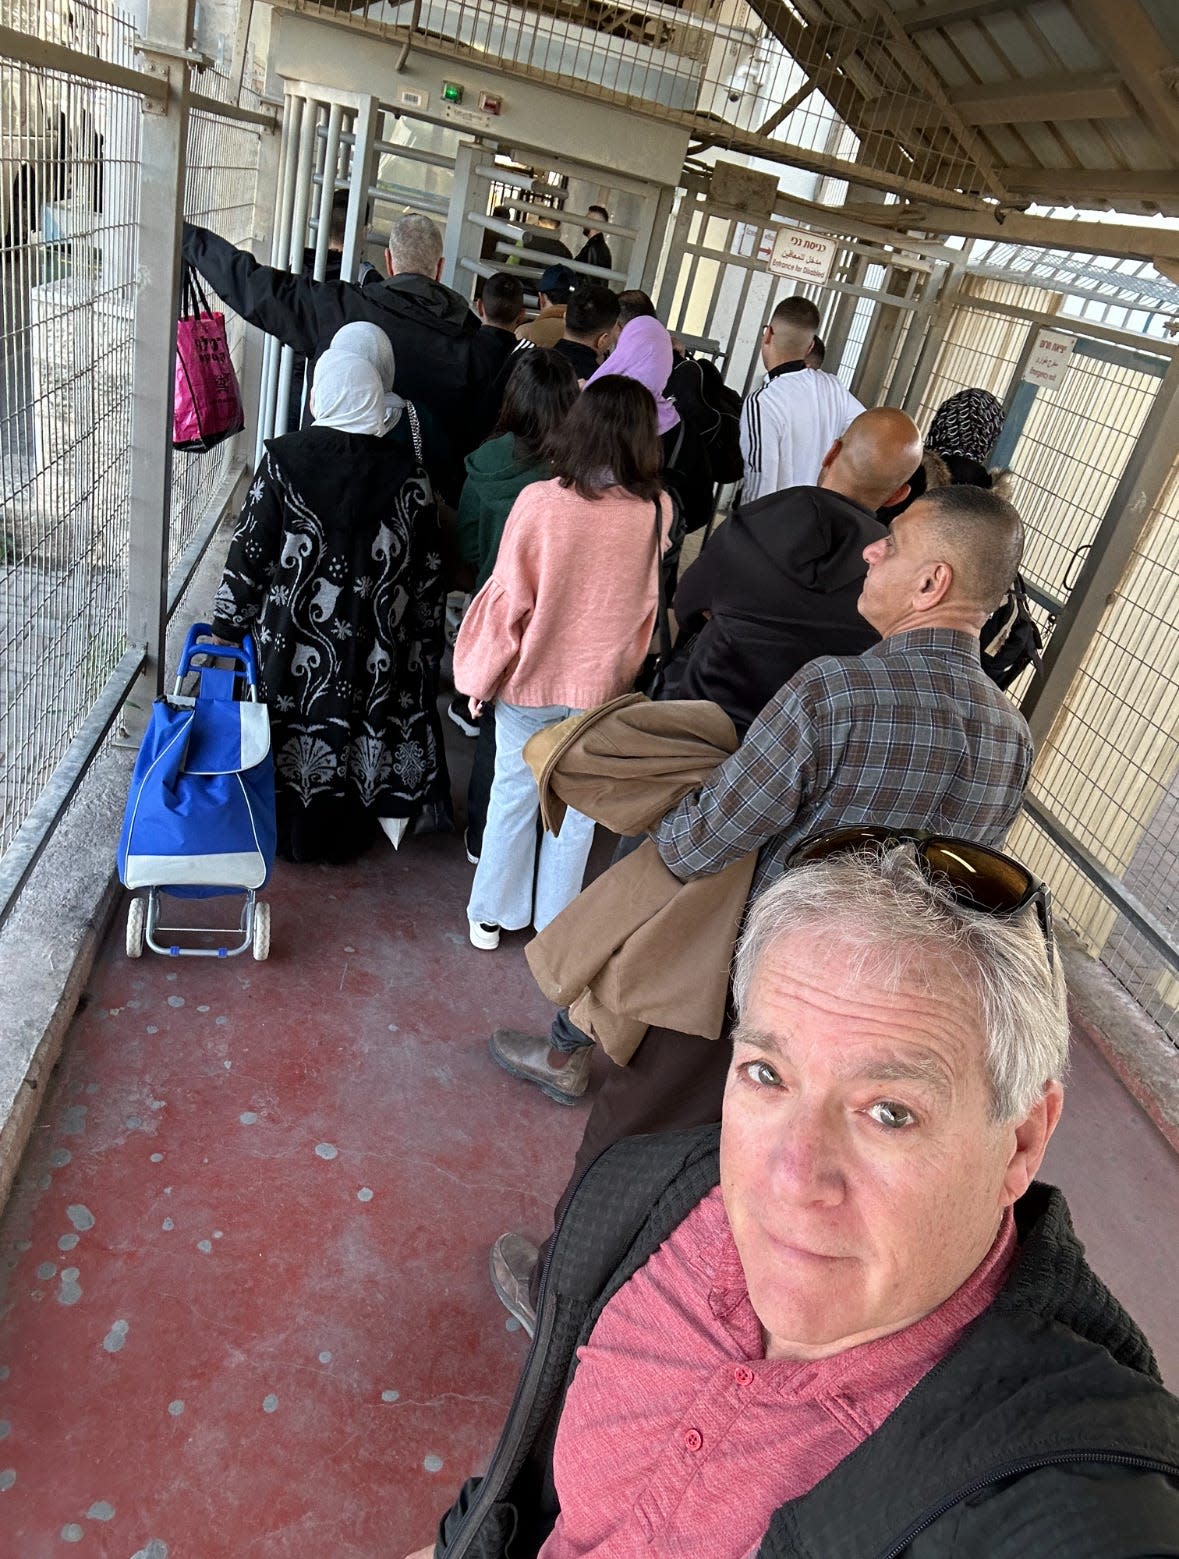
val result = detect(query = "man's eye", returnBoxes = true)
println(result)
[867,1100,917,1130]
[740,1060,782,1089]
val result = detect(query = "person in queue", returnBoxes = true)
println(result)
[452,376,673,950]
[452,350,580,863]
[741,295,863,501]
[489,482,1037,1323]
[407,839,1179,1556]
[182,212,482,450]
[210,348,443,863]
[662,407,925,734]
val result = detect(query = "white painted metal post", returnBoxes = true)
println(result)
[239,111,282,471]
[125,0,196,708]
[273,95,319,437]
[256,87,302,458]
[441,139,483,293]
[342,95,380,281]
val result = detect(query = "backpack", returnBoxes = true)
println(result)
[666,354,744,485]
[981,575,1045,690]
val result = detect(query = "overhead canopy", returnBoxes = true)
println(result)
[727,0,1179,216]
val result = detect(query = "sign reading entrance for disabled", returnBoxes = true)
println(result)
[1022,329,1077,391]
[768,227,837,284]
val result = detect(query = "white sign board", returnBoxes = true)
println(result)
[768,227,837,285]
[1021,329,1077,391]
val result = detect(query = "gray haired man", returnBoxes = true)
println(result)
[182,211,483,446]
[407,839,1179,1558]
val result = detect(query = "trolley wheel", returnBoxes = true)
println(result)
[252,901,271,962]
[125,898,145,959]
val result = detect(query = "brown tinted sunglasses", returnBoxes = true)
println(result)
[787,827,1054,970]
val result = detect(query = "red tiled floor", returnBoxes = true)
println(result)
[0,791,1177,1555]
[0,834,583,1559]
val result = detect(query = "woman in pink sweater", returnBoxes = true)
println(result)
[453,377,673,948]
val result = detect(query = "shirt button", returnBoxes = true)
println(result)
[683,1428,703,1453]
[733,1365,755,1387]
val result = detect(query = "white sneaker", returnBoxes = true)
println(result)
[469,919,501,950]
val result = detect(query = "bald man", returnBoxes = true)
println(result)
[663,408,925,733]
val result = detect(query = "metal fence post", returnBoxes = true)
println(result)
[124,0,196,719]
[900,261,965,418]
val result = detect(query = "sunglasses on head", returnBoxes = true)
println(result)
[787,827,1055,970]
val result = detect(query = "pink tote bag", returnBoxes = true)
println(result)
[173,264,245,451]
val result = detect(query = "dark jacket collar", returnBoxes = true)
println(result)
[767,358,809,380]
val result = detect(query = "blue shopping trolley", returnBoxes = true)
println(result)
[117,624,276,959]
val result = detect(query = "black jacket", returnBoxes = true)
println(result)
[181,223,482,448]
[435,1128,1179,1558]
[575,232,613,273]
[663,485,885,735]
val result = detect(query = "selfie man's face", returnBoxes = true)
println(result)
[721,928,1058,1359]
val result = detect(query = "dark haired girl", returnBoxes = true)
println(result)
[453,376,672,947]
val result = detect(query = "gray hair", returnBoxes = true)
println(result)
[732,844,1068,1123]
[388,212,443,277]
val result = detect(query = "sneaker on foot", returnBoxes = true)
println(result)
[447,694,480,738]
[464,829,480,865]
[469,920,501,950]
[490,1232,538,1335]
[490,1029,591,1104]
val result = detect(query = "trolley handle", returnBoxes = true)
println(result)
[178,623,260,698]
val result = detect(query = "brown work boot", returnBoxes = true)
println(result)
[490,1232,538,1336]
[489,1029,591,1105]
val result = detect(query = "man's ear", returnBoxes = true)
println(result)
[514,306,526,326]
[475,298,487,320]
[818,437,842,474]
[914,558,954,611]
[882,481,910,509]
[1000,1081,1063,1207]
[434,257,444,283]
[384,247,395,278]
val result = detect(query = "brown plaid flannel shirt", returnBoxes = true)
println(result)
[654,628,1033,901]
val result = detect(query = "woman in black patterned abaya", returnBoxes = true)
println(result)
[211,344,444,862]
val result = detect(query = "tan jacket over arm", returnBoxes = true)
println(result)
[523,696,757,1063]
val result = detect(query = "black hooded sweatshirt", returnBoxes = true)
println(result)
[663,483,885,735]
[182,223,483,448]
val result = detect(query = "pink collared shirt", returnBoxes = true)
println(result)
[540,1187,1016,1558]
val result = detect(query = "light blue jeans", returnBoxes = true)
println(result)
[467,701,596,933]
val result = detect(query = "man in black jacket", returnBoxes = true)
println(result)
[663,406,924,734]
[407,842,1179,1558]
[182,212,484,448]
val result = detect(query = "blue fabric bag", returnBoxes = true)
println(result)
[117,633,275,899]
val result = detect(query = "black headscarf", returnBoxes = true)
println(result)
[927,388,1005,465]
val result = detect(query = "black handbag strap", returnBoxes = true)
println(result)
[181,261,215,320]
[653,498,672,662]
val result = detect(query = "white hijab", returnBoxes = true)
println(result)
[330,321,406,430]
[309,348,387,436]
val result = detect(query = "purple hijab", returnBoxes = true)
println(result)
[586,316,680,436]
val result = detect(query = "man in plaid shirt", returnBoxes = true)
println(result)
[492,482,1035,1332]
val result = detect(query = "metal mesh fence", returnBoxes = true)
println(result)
[916,276,1177,1044]
[1,59,141,856]
[1,13,266,887]
[1010,465,1179,1045]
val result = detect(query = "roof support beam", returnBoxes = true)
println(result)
[892,0,1024,30]
[955,71,1131,125]
[998,165,1179,208]
[869,203,1179,263]
[1072,0,1179,149]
